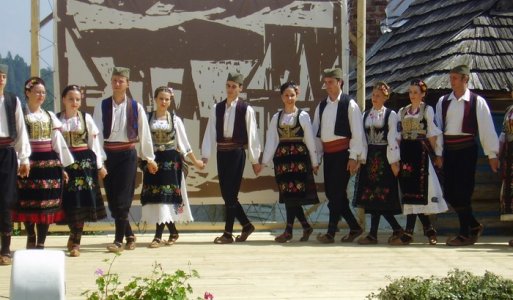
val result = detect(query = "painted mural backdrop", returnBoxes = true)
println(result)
[56,0,347,204]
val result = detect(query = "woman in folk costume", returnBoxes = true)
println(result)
[354,81,404,245]
[58,85,107,256]
[140,86,204,248]
[261,82,319,243]
[391,79,447,245]
[14,77,74,249]
[499,91,513,247]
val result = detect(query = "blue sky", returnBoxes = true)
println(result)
[0,0,54,68]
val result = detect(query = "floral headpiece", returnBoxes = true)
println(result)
[153,86,174,99]
[410,79,427,93]
[24,77,45,91]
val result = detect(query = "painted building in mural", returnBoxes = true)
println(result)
[55,0,350,205]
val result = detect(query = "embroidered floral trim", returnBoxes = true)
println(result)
[275,144,307,157]
[278,181,305,193]
[19,198,61,209]
[360,187,390,201]
[68,159,94,170]
[18,179,61,189]
[30,159,62,168]
[368,153,385,182]
[158,161,181,171]
[400,163,414,177]
[275,162,307,175]
[67,176,95,192]
[142,184,181,197]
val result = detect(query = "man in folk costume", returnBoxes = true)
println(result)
[201,72,262,244]
[435,64,499,246]
[0,64,31,265]
[313,67,364,243]
[93,67,157,252]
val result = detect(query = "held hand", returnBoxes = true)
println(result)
[18,164,30,178]
[202,158,208,165]
[312,165,319,176]
[98,166,108,180]
[147,160,159,174]
[347,159,360,176]
[194,159,205,170]
[63,171,69,184]
[489,157,499,173]
[434,156,443,169]
[252,163,262,176]
[391,162,400,177]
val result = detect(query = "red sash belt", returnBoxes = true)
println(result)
[69,146,89,152]
[444,135,475,151]
[322,139,349,154]
[104,142,136,152]
[217,138,245,151]
[31,140,53,152]
[0,138,14,149]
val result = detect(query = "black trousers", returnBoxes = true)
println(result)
[217,149,250,233]
[0,148,17,233]
[323,150,360,235]
[443,143,480,235]
[104,148,137,220]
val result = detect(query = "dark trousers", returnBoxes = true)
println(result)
[104,149,137,241]
[0,147,17,234]
[217,149,250,233]
[323,150,361,236]
[443,144,480,236]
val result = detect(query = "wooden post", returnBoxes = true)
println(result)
[340,0,350,94]
[356,0,366,110]
[31,0,40,77]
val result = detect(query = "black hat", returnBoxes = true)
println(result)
[227,72,244,85]
[450,65,470,76]
[112,67,130,79]
[0,64,8,74]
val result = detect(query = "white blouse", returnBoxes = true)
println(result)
[60,112,104,168]
[26,110,74,167]
[361,106,400,164]
[398,104,443,156]
[262,110,318,167]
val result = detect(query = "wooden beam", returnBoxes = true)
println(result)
[31,0,40,77]
[356,0,366,110]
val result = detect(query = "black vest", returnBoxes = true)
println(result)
[215,99,249,145]
[101,97,139,142]
[316,94,352,138]
[362,108,392,144]
[3,92,17,140]
[441,92,478,135]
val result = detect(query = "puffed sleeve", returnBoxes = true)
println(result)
[261,112,280,166]
[13,97,31,165]
[174,115,193,156]
[49,111,74,167]
[424,105,443,156]
[348,100,364,160]
[386,110,400,164]
[299,111,319,167]
[136,103,156,162]
[85,113,104,168]
[245,105,262,164]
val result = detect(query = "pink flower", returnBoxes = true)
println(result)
[204,292,214,300]
[94,268,104,276]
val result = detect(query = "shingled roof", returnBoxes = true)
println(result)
[349,0,513,97]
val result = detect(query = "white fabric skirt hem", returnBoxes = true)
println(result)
[140,177,193,224]
[402,160,448,215]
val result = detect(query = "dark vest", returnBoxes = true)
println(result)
[215,99,248,145]
[101,97,139,142]
[316,94,352,138]
[362,108,392,143]
[277,109,305,140]
[441,92,478,135]
[56,111,89,148]
[3,92,17,140]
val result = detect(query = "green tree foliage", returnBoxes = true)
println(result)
[0,51,55,111]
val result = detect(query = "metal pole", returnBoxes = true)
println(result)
[356,0,366,110]
[31,0,40,77]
